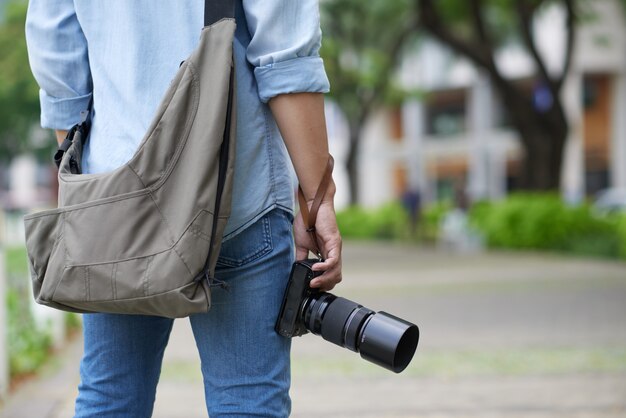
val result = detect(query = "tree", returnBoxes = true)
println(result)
[320,0,417,204]
[0,0,51,162]
[414,0,578,190]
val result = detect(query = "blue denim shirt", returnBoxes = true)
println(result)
[25,0,330,239]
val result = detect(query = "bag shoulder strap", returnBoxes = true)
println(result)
[297,155,335,259]
[204,0,235,26]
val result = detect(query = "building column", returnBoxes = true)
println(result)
[402,99,430,201]
[488,144,507,200]
[467,73,494,201]
[560,71,585,203]
[0,223,8,400]
[611,72,626,189]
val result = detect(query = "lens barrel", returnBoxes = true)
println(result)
[303,293,419,373]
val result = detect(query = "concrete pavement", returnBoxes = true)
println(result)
[1,243,625,417]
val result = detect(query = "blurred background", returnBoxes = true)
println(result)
[0,0,625,417]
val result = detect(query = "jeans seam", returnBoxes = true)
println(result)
[216,214,274,268]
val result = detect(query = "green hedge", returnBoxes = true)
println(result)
[335,195,626,260]
[336,201,451,242]
[336,203,409,240]
[469,194,624,259]
[618,216,626,259]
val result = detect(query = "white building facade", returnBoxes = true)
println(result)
[327,0,626,208]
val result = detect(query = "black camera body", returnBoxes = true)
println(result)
[275,259,322,338]
[275,259,419,373]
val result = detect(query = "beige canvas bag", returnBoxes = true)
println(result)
[23,1,237,318]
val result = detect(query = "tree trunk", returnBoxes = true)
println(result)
[495,84,569,191]
[518,125,567,190]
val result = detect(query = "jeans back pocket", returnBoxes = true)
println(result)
[216,212,273,268]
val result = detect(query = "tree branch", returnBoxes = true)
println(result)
[362,16,417,118]
[469,0,490,45]
[417,0,490,68]
[416,0,514,92]
[555,0,576,92]
[515,0,555,90]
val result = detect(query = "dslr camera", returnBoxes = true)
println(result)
[275,259,419,373]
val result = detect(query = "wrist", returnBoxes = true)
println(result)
[305,179,336,206]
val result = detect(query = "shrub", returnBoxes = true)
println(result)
[469,194,623,258]
[336,202,409,240]
[420,201,451,243]
[5,246,53,377]
[6,288,52,377]
[618,215,626,259]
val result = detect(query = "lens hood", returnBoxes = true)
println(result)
[358,312,419,373]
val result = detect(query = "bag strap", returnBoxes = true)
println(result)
[53,96,92,170]
[204,0,235,26]
[297,155,335,260]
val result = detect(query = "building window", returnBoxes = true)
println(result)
[425,88,467,137]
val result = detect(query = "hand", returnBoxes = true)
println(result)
[294,199,342,291]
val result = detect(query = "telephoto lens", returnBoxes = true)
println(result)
[302,292,419,373]
[275,259,419,373]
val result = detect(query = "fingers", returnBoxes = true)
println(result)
[310,244,342,291]
[309,262,341,291]
[293,202,343,291]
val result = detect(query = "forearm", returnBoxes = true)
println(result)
[268,92,334,202]
[55,130,68,146]
[26,0,93,131]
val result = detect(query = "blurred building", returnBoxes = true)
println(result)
[327,0,626,208]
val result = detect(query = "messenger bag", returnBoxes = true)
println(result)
[23,0,237,318]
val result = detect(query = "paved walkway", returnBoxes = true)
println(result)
[2,244,626,417]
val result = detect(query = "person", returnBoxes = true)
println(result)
[25,1,342,416]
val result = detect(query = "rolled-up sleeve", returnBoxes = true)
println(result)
[25,0,92,130]
[243,0,330,103]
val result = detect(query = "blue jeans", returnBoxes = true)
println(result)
[74,208,294,417]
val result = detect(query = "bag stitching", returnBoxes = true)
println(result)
[58,58,196,185]
[149,190,176,246]
[53,279,203,305]
[111,264,118,300]
[24,60,200,219]
[85,266,90,302]
[143,256,153,297]
[23,189,152,219]
[60,212,228,268]
[148,62,201,192]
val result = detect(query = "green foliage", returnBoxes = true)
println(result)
[320,0,417,126]
[431,0,520,45]
[618,215,626,259]
[4,245,53,377]
[5,245,28,277]
[0,0,52,161]
[420,201,452,242]
[336,202,409,240]
[469,194,624,259]
[65,312,82,334]
[6,288,52,377]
